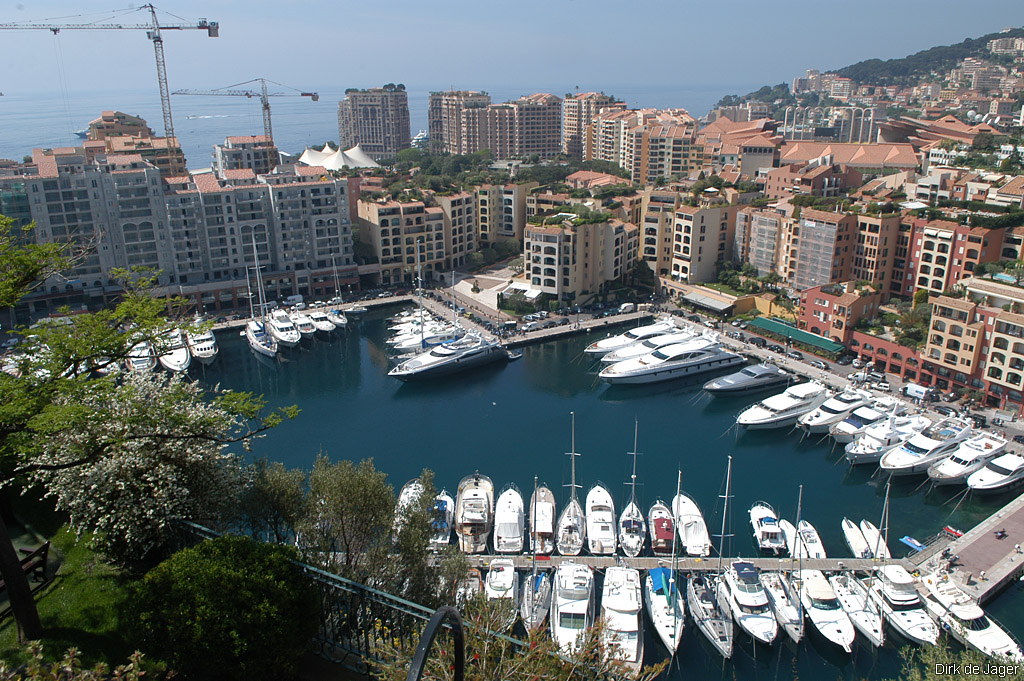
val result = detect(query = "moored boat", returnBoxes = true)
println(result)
[484,558,519,630]
[528,484,556,555]
[842,517,871,558]
[493,484,525,554]
[584,319,676,356]
[830,572,885,648]
[455,472,494,554]
[704,363,793,394]
[550,562,595,654]
[585,483,617,555]
[600,566,644,676]
[866,564,938,645]
[795,569,856,653]
[186,327,219,365]
[648,501,674,556]
[967,452,1024,494]
[844,413,932,465]
[718,560,778,645]
[920,571,1024,661]
[672,492,711,557]
[429,490,454,549]
[599,337,744,385]
[759,571,804,643]
[750,501,786,554]
[879,417,973,477]
[737,382,830,430]
[928,433,1008,486]
[797,388,873,434]
[645,567,685,655]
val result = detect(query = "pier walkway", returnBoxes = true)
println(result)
[908,492,1024,604]
[465,553,913,574]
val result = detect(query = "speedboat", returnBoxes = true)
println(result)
[844,414,932,465]
[928,433,1008,487]
[842,517,872,558]
[829,572,885,648]
[968,453,1024,494]
[267,311,301,348]
[126,340,157,372]
[645,568,685,655]
[920,571,1024,661]
[879,417,972,476]
[759,571,804,643]
[648,501,675,556]
[860,520,890,560]
[704,363,793,394]
[429,490,454,549]
[307,309,337,335]
[388,333,507,381]
[186,328,219,365]
[528,484,556,555]
[520,569,552,632]
[585,484,617,555]
[599,338,744,385]
[288,310,316,339]
[600,567,644,675]
[394,479,423,535]
[672,492,711,557]
[750,501,786,554]
[867,564,938,645]
[793,519,827,559]
[795,569,856,653]
[600,330,695,363]
[687,573,733,658]
[493,485,525,554]
[736,382,830,430]
[244,319,278,358]
[829,399,905,444]
[618,496,646,559]
[454,472,494,554]
[718,561,778,645]
[797,388,873,434]
[156,329,191,373]
[584,320,676,355]
[483,558,519,630]
[550,562,595,654]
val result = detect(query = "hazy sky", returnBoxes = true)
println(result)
[1,1,1021,99]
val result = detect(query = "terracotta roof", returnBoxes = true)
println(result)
[997,176,1024,197]
[222,168,256,181]
[225,135,272,145]
[934,295,975,311]
[294,165,329,177]
[779,141,918,169]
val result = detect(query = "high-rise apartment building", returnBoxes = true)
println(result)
[788,209,855,290]
[584,109,698,183]
[562,92,623,159]
[212,135,280,177]
[428,90,491,154]
[670,205,738,283]
[637,189,682,276]
[337,84,411,160]
[475,182,538,244]
[356,199,447,285]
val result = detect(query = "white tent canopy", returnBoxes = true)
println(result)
[298,143,379,170]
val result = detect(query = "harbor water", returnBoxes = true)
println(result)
[196,307,1024,679]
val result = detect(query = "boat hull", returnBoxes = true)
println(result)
[601,355,744,385]
[390,345,506,382]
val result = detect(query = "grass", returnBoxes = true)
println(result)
[0,526,141,668]
[702,282,744,297]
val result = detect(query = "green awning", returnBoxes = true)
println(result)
[748,317,845,354]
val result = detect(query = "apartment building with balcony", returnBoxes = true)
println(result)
[798,281,883,345]
[562,92,624,159]
[458,93,563,159]
[787,209,855,291]
[475,182,538,245]
[638,189,681,277]
[337,85,411,160]
[669,204,737,283]
[357,198,446,285]
[431,191,477,270]
[584,109,698,183]
[922,295,987,392]
[850,213,901,297]
[427,90,491,154]
[740,209,789,278]
[212,135,281,177]
[906,219,1004,295]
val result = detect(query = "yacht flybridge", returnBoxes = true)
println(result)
[454,472,494,554]
[750,502,786,554]
[600,567,644,675]
[718,560,778,645]
[797,388,873,434]
[550,562,595,654]
[268,310,301,348]
[736,382,830,430]
[879,417,973,476]
[584,319,676,356]
[186,327,219,365]
[600,330,695,363]
[867,564,939,645]
[844,413,932,465]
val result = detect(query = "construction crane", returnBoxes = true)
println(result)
[173,79,319,148]
[0,4,219,142]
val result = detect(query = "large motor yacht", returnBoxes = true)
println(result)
[600,567,644,675]
[844,414,932,465]
[267,311,301,348]
[920,571,1024,661]
[704,363,792,395]
[928,433,1008,487]
[879,417,973,476]
[388,333,506,381]
[126,340,157,372]
[584,320,677,356]
[186,328,219,365]
[797,388,873,434]
[599,337,744,385]
[717,561,778,645]
[307,308,337,335]
[454,472,494,554]
[795,569,856,653]
[866,565,938,645]
[967,452,1024,494]
[156,328,191,373]
[829,401,904,444]
[600,329,695,363]
[288,309,316,339]
[736,382,830,430]
[749,502,786,555]
[550,563,596,654]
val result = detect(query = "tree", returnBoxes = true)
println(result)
[0,644,144,680]
[913,288,931,308]
[131,536,318,681]
[239,457,307,543]
[973,131,995,151]
[897,639,1024,681]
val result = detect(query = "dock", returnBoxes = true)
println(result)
[465,553,913,574]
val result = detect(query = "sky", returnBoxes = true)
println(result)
[1,2,1022,98]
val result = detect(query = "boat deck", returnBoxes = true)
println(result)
[908,491,1024,603]
[464,553,912,573]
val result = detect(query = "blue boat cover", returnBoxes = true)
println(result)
[734,561,759,584]
[899,536,926,552]
[650,567,676,596]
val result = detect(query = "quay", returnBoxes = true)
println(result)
[465,553,914,574]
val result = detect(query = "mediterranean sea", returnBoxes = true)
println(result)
[194,307,1024,681]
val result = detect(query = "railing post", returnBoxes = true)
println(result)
[404,606,465,681]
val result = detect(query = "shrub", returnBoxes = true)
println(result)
[131,536,318,681]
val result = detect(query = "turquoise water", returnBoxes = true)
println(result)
[195,307,1024,679]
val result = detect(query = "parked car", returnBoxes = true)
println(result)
[750,337,768,348]
[836,356,853,366]
[688,315,702,323]
[739,321,749,329]
[935,405,957,417]
[873,382,892,393]
[787,350,804,361]
[971,414,988,428]
[730,320,741,327]
[810,360,827,370]
[1013,434,1024,445]
[943,391,960,402]
[557,317,570,326]
[767,344,785,353]
[852,358,863,368]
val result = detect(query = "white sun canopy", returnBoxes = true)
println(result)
[298,143,379,170]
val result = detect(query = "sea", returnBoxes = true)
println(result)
[0,83,756,166]
[188,307,1024,681]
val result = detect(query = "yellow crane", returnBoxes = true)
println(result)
[172,78,319,149]
[0,4,219,142]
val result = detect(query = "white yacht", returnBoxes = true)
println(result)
[672,492,711,557]
[920,571,1024,661]
[704,363,793,395]
[860,520,891,560]
[844,413,932,465]
[550,562,596,654]
[394,479,423,535]
[619,433,646,559]
[867,565,938,645]
[599,337,744,385]
[520,569,552,632]
[558,428,586,557]
[585,483,617,555]
[289,309,316,339]
[879,417,973,476]
[749,501,786,555]
[483,558,519,630]
[793,519,827,559]
[717,561,778,645]
[324,305,348,330]
[584,319,676,356]
[268,311,301,348]
[759,571,804,643]
[779,519,798,557]
[392,326,465,354]
[648,501,675,556]
[156,329,191,373]
[244,319,277,359]
[493,485,525,554]
[795,569,856,653]
[126,340,157,372]
[797,388,874,434]
[736,382,830,430]
[688,572,733,659]
[829,572,885,648]
[645,568,685,655]
[454,472,494,554]
[842,517,871,559]
[307,309,337,335]
[829,402,903,444]
[928,433,1008,486]
[600,567,644,676]
[455,568,483,608]
[528,484,556,555]
[968,453,1024,494]
[600,330,695,363]
[186,328,219,365]
[429,490,454,549]
[389,333,507,381]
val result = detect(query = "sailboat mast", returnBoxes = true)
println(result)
[531,475,538,610]
[416,239,424,346]
[570,411,578,501]
[671,469,681,635]
[717,455,732,575]
[245,267,255,320]
[879,479,891,558]
[630,418,639,504]
[796,483,804,618]
[251,234,267,324]
[450,270,457,328]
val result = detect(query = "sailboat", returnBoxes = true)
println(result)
[521,477,553,632]
[762,484,805,644]
[862,480,892,560]
[645,470,685,656]
[556,412,586,556]
[327,254,352,326]
[244,237,278,359]
[687,457,734,659]
[618,420,646,558]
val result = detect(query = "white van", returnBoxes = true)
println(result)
[902,382,933,401]
[522,321,541,332]
[283,294,304,307]
[618,302,635,314]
